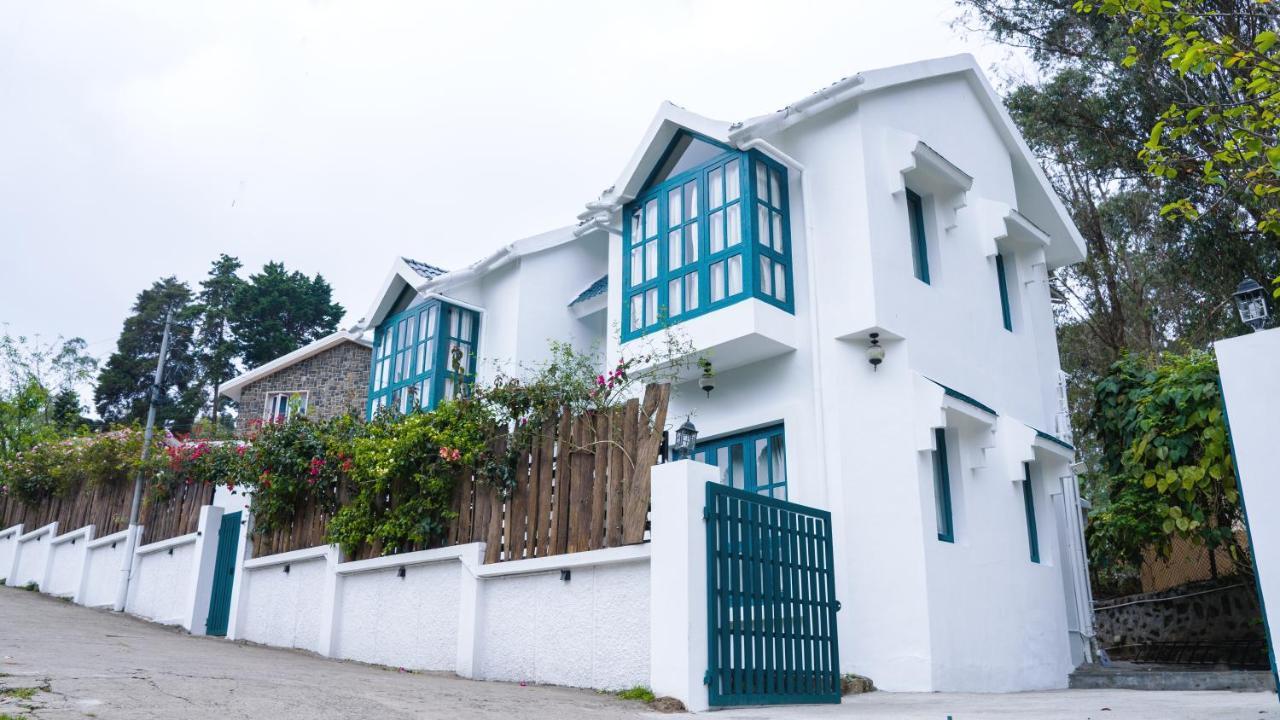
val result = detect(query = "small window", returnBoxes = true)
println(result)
[264,391,307,423]
[1023,463,1040,563]
[932,427,953,542]
[907,189,930,284]
[696,424,787,499]
[996,253,1013,331]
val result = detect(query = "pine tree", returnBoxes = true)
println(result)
[232,262,344,368]
[195,254,246,430]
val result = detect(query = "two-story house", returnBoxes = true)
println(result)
[223,54,1093,693]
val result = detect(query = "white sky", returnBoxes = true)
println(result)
[0,1,1027,384]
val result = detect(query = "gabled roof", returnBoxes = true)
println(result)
[578,54,1086,268]
[402,257,447,280]
[219,330,372,402]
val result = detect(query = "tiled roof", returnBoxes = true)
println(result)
[403,257,448,280]
[570,275,608,306]
[1035,429,1074,451]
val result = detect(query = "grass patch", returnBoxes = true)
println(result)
[616,686,656,703]
[0,688,38,700]
[0,714,29,720]
[20,582,36,593]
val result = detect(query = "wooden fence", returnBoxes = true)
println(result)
[253,383,671,563]
[0,478,213,545]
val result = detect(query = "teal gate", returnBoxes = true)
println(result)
[705,482,841,707]
[205,511,241,637]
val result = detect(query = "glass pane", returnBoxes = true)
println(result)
[668,231,681,270]
[755,438,769,491]
[756,162,767,201]
[630,294,643,332]
[685,181,698,219]
[727,254,743,295]
[668,187,682,227]
[717,447,731,486]
[685,222,699,263]
[668,278,683,317]
[769,168,780,205]
[770,434,786,490]
[760,256,773,296]
[423,339,434,371]
[645,199,658,237]
[645,240,658,280]
[774,262,787,302]
[450,308,461,337]
[630,247,642,286]
[772,486,786,500]
[758,204,770,246]
[646,287,658,326]
[729,444,745,490]
[726,159,740,201]
[459,312,473,341]
[727,204,741,245]
[772,211,784,252]
[710,262,725,302]
[418,309,430,340]
[709,210,724,253]
[709,166,724,207]
[630,210,641,242]
[685,272,699,311]
[443,377,455,402]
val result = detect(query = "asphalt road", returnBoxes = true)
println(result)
[1,586,1274,719]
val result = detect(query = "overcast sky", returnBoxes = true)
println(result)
[0,1,1027,388]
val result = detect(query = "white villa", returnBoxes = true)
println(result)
[214,53,1092,695]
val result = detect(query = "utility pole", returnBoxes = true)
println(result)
[114,308,174,612]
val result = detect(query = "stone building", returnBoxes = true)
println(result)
[220,330,372,432]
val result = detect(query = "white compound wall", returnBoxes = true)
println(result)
[335,561,461,671]
[238,555,329,654]
[126,536,199,627]
[80,530,129,608]
[45,527,93,598]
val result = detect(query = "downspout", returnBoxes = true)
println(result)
[737,138,833,510]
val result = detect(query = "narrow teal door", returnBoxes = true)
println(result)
[205,511,241,637]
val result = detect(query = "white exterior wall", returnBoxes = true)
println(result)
[45,526,93,598]
[0,524,22,585]
[239,556,328,653]
[126,535,199,627]
[335,561,460,671]
[80,530,129,608]
[12,523,56,588]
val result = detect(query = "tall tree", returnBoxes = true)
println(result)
[94,277,203,431]
[195,254,246,430]
[0,330,97,459]
[232,262,344,368]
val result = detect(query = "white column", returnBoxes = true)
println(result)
[649,459,717,713]
[455,542,486,678]
[316,544,344,657]
[1,524,22,585]
[184,506,224,635]
[70,525,96,605]
[37,522,59,593]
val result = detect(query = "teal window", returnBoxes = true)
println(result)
[696,424,787,499]
[932,427,954,542]
[622,132,794,340]
[1023,463,1040,563]
[996,253,1013,331]
[907,189,930,284]
[367,299,479,416]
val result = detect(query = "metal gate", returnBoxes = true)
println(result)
[205,511,241,637]
[705,482,841,706]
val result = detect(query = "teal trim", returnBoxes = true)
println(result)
[1035,429,1075,451]
[705,481,842,706]
[996,253,1013,331]
[907,189,930,284]
[1023,463,1040,564]
[1218,378,1280,695]
[933,428,954,543]
[367,299,479,417]
[929,379,999,417]
[205,511,241,637]
[697,424,787,499]
[621,133,795,342]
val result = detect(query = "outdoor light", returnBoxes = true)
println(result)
[1233,277,1271,332]
[560,569,571,582]
[867,333,885,371]
[397,566,406,579]
[698,359,715,397]
[671,419,699,460]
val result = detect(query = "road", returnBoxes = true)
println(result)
[1,586,1274,719]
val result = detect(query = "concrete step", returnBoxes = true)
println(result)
[1069,662,1275,692]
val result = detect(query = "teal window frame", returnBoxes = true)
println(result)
[621,131,794,341]
[367,299,479,417]
[696,423,787,499]
[996,253,1013,331]
[1023,462,1040,563]
[907,189,930,284]
[933,427,954,542]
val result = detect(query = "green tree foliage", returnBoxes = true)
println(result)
[0,330,97,461]
[195,254,247,430]
[232,262,343,369]
[93,277,203,432]
[1086,350,1242,593]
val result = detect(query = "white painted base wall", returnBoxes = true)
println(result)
[337,560,460,671]
[240,555,328,653]
[13,524,56,588]
[0,524,23,586]
[126,536,199,627]
[46,526,93,598]
[80,530,129,608]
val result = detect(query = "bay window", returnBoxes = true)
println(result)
[622,132,794,340]
[367,299,479,416]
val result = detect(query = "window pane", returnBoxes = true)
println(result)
[668,278,683,317]
[450,308,461,337]
[772,211,784,252]
[728,254,743,295]
[770,434,785,487]
[684,222,699,264]
[710,210,724,253]
[760,256,773,296]
[685,181,698,219]
[645,199,658,237]
[755,438,769,490]
[668,230,681,270]
[630,210,641,242]
[729,444,745,490]
[459,312,473,341]
[709,166,723,207]
[726,159,740,201]
[716,447,731,486]
[710,262,725,302]
[758,205,770,246]
[646,287,658,325]
[756,163,767,201]
[423,339,434,371]
[769,168,780,205]
[726,204,741,246]
[668,187,682,227]
[685,272,699,311]
[774,261,787,302]
[630,247,643,286]
[418,309,430,340]
[645,240,658,280]
[630,294,643,332]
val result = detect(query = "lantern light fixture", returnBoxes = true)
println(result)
[671,418,699,461]
[1234,277,1271,332]
[867,333,885,371]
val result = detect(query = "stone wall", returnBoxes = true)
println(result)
[236,340,371,432]
[1094,577,1265,651]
